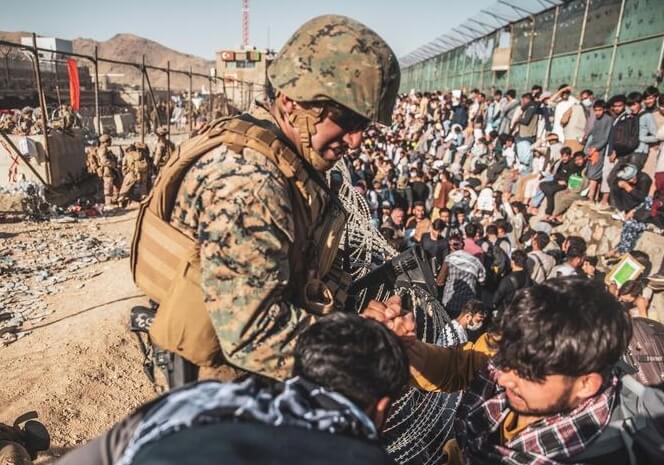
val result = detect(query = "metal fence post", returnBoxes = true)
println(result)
[141,54,145,144]
[506,24,514,89]
[166,60,171,138]
[188,65,193,133]
[94,46,101,135]
[544,5,560,90]
[208,75,213,121]
[572,0,591,88]
[524,17,536,91]
[31,33,52,184]
[605,0,627,98]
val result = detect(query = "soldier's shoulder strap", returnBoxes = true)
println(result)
[146,113,343,221]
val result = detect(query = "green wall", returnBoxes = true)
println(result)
[400,0,664,97]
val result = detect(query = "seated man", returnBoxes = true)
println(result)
[609,163,652,213]
[57,314,409,465]
[395,278,634,465]
[539,150,586,222]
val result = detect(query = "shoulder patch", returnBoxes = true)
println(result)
[253,175,294,244]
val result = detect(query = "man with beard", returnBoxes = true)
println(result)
[378,278,634,465]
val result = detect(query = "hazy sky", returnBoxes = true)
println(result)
[2,0,497,59]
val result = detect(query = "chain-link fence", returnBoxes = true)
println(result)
[0,33,265,142]
[401,0,664,97]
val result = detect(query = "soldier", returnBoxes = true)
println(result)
[61,104,75,130]
[14,107,33,136]
[117,142,150,206]
[96,134,121,207]
[132,15,403,384]
[152,125,175,173]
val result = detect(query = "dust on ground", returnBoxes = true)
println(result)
[0,207,161,463]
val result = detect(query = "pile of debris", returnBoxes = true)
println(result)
[0,218,129,346]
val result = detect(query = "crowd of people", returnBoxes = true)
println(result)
[0,104,80,135]
[343,84,664,322]
[3,12,664,465]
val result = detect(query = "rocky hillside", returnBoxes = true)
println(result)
[0,31,214,90]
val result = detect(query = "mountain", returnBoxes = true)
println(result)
[0,31,215,90]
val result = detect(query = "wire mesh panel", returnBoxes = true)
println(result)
[532,9,556,61]
[527,59,548,89]
[508,62,528,93]
[611,36,663,94]
[576,48,613,96]
[512,19,533,63]
[583,0,622,49]
[548,54,577,89]
[620,0,664,42]
[554,0,587,55]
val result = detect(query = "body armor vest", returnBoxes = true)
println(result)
[130,115,348,367]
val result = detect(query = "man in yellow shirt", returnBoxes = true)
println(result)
[367,278,633,465]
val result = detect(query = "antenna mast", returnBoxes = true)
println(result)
[242,0,250,48]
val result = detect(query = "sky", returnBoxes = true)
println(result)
[1,0,497,59]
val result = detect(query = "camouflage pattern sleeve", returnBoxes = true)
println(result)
[170,145,314,380]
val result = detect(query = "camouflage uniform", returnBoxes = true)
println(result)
[152,127,175,173]
[97,135,120,206]
[14,108,33,136]
[138,15,399,381]
[118,143,150,204]
[61,105,75,129]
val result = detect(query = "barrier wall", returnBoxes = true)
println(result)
[401,0,664,96]
[0,129,86,187]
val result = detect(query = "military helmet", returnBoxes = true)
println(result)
[268,15,400,126]
[99,134,111,143]
[155,126,168,136]
[21,106,33,115]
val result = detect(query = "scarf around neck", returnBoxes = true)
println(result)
[118,376,378,465]
[455,365,618,465]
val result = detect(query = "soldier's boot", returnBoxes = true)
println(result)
[0,441,32,465]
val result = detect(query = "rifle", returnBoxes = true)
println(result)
[346,245,439,313]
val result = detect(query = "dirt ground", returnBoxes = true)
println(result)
[0,208,161,463]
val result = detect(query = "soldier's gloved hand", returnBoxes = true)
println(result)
[361,295,415,338]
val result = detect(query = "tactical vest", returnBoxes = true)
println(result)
[130,116,349,367]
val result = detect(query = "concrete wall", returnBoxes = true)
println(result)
[0,129,86,188]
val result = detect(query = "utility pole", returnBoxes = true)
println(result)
[242,0,250,48]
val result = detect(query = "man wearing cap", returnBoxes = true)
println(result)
[609,163,652,213]
[135,15,404,383]
[152,126,175,173]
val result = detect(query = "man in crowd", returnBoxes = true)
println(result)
[57,314,409,465]
[385,278,633,465]
[549,236,586,278]
[609,163,652,213]
[526,231,556,283]
[436,299,486,347]
[436,235,486,317]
